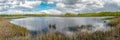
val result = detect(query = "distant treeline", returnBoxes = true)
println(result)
[0,12,120,17]
[65,12,120,17]
[0,14,49,17]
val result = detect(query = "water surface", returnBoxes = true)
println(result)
[10,17,109,35]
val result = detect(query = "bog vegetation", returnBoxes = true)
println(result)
[0,12,120,17]
[0,17,28,40]
[65,12,120,17]
[34,17,120,40]
[0,14,49,17]
[0,12,120,40]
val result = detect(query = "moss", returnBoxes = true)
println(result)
[102,17,114,20]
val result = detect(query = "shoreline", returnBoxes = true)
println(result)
[0,17,29,40]
[0,16,120,40]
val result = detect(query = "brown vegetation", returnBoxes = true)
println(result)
[1,16,120,40]
[34,17,120,40]
[0,17,28,40]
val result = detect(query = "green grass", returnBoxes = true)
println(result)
[64,13,77,17]
[78,12,120,17]
[102,17,114,20]
[1,12,120,17]
[64,12,120,17]
[0,14,49,17]
[0,12,120,40]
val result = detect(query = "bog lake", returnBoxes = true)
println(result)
[10,17,111,36]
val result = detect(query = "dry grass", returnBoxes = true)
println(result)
[1,16,120,40]
[0,17,28,39]
[34,17,120,40]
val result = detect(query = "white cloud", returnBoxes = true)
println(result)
[18,1,41,8]
[0,0,41,11]
[58,0,120,13]
[40,9,62,14]
[1,0,120,14]
[47,1,54,4]
[56,3,66,8]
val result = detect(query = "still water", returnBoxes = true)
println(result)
[10,17,110,35]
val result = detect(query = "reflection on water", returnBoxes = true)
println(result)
[10,17,109,35]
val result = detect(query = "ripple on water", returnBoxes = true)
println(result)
[10,17,110,36]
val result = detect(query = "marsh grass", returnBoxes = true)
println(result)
[1,12,120,17]
[64,12,120,17]
[0,15,120,40]
[0,17,28,40]
[0,14,49,17]
[78,12,120,17]
[33,17,120,40]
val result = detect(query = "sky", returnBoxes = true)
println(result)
[0,0,120,14]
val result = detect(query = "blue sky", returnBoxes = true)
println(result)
[33,2,56,11]
[8,1,56,12]
[0,0,120,14]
